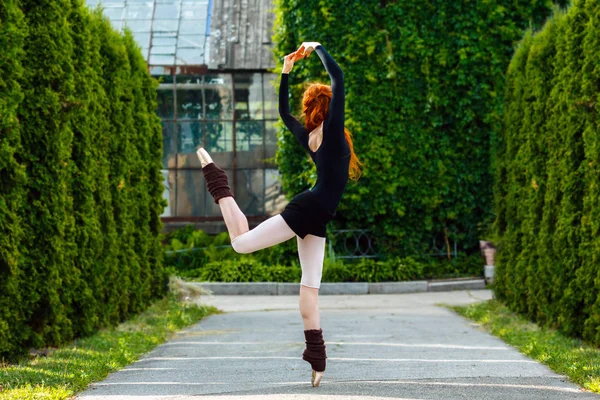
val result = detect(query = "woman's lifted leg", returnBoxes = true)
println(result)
[197,148,295,253]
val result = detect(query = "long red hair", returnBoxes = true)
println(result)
[301,83,362,181]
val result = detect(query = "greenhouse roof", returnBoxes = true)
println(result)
[86,0,212,66]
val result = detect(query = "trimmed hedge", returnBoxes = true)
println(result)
[164,226,484,282]
[170,254,483,283]
[272,0,554,257]
[0,1,165,359]
[492,0,600,345]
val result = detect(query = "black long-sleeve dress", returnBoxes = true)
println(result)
[278,45,350,239]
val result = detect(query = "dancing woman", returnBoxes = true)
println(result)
[196,42,360,387]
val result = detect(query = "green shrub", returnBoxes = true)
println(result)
[165,225,484,283]
[176,252,480,283]
[492,0,600,345]
[0,1,165,360]
[0,0,27,359]
[164,225,299,272]
[273,0,554,258]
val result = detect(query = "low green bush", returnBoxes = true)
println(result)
[164,226,484,283]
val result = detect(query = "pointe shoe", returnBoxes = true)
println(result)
[312,370,323,387]
[196,147,213,168]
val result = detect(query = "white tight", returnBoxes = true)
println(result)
[297,235,326,289]
[230,214,326,289]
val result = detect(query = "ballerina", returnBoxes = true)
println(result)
[196,41,360,387]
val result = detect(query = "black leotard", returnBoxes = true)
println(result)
[279,45,350,215]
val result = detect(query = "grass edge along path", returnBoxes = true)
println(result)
[444,299,600,394]
[0,295,220,400]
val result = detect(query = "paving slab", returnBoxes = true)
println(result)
[78,290,599,400]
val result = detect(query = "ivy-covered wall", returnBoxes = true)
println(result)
[0,0,165,359]
[493,0,600,345]
[273,0,554,257]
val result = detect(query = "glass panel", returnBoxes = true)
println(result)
[176,75,203,119]
[160,169,174,217]
[181,3,209,19]
[263,73,278,119]
[235,73,263,120]
[156,83,174,119]
[99,1,124,6]
[264,169,285,216]
[176,170,208,217]
[125,3,154,19]
[179,20,206,34]
[102,7,125,20]
[205,74,233,120]
[109,19,123,32]
[86,0,99,6]
[140,48,149,61]
[178,35,205,48]
[236,121,264,168]
[122,19,151,32]
[238,119,263,147]
[162,122,177,168]
[150,67,173,78]
[153,37,177,46]
[99,1,125,5]
[206,121,233,153]
[154,3,180,19]
[264,120,278,162]
[177,121,203,154]
[132,31,150,48]
[176,48,205,65]
[153,19,179,33]
[149,54,174,65]
[151,45,176,55]
[235,169,265,216]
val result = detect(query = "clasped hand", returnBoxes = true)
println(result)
[282,42,321,74]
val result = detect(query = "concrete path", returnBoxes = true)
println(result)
[78,290,599,399]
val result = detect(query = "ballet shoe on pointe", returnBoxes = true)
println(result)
[196,147,233,204]
[312,370,324,387]
[303,329,326,387]
[196,147,214,168]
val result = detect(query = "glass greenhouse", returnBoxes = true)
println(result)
[86,0,283,230]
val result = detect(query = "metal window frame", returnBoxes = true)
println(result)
[154,67,279,221]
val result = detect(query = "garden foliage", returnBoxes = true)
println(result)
[492,0,600,345]
[272,0,554,256]
[164,226,484,282]
[0,0,165,359]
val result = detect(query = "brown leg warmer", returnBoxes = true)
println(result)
[302,329,327,372]
[202,163,233,204]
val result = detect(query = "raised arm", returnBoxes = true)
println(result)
[313,45,344,129]
[279,50,311,153]
[279,73,310,152]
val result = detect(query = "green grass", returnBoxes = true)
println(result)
[447,299,600,393]
[0,296,220,400]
